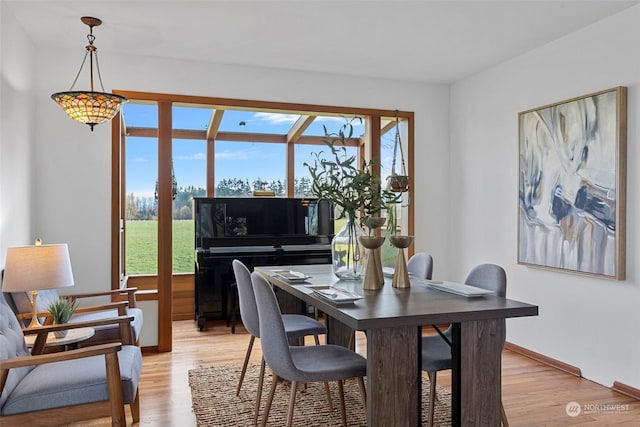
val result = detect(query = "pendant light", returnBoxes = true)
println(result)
[51,16,127,131]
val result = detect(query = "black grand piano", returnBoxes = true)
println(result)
[193,197,333,330]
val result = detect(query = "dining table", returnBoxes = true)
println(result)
[255,263,539,426]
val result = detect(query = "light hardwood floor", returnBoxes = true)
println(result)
[76,319,639,426]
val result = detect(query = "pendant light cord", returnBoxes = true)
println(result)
[66,27,107,92]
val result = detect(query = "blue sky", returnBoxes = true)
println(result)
[123,104,397,197]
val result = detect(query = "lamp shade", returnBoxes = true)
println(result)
[2,244,75,292]
[51,91,127,131]
[50,16,128,131]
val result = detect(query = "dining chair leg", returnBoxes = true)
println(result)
[347,332,354,350]
[324,381,334,410]
[286,380,298,427]
[501,400,509,427]
[253,357,267,426]
[313,333,326,398]
[337,379,347,427]
[427,371,437,427]
[357,376,367,411]
[237,335,256,396]
[261,371,280,427]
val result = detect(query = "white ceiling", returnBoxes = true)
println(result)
[4,0,639,84]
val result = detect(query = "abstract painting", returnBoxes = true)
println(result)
[518,87,627,279]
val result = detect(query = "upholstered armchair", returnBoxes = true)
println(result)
[6,287,144,346]
[0,293,141,426]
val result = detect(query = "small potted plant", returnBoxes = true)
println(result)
[47,296,79,338]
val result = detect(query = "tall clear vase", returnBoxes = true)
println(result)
[332,214,366,280]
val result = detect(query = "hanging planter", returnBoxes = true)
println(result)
[154,161,178,200]
[387,110,410,193]
[388,174,409,193]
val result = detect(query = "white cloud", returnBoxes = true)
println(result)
[175,153,206,161]
[216,148,262,160]
[253,112,300,124]
[315,116,347,123]
[251,113,366,133]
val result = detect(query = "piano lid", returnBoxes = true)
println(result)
[194,197,334,249]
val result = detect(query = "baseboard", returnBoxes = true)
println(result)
[141,345,159,354]
[612,381,640,400]
[173,313,193,321]
[504,341,582,377]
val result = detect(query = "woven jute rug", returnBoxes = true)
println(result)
[188,363,452,426]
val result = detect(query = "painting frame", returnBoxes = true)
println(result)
[518,87,627,279]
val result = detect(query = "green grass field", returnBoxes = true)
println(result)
[126,219,399,275]
[126,220,194,274]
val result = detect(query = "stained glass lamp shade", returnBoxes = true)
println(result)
[51,16,127,131]
[51,91,127,131]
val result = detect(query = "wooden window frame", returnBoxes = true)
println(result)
[111,91,414,352]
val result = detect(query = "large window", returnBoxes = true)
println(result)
[116,93,413,279]
[214,141,286,196]
[172,138,206,273]
[123,103,159,275]
[124,135,158,275]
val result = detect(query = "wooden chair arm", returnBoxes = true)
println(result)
[23,315,135,353]
[73,301,130,315]
[0,342,122,370]
[16,302,131,322]
[66,288,138,308]
[21,315,134,335]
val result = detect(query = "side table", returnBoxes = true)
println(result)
[25,326,95,352]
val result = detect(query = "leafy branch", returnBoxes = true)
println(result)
[304,117,399,231]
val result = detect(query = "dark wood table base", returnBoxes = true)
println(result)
[367,325,422,426]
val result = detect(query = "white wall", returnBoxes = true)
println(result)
[0,4,35,262]
[4,0,638,392]
[32,47,450,345]
[450,5,640,389]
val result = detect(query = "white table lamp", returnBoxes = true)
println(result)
[2,241,75,328]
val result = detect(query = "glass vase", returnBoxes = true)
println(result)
[332,214,366,280]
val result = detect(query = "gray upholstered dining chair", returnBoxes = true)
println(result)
[251,271,367,427]
[0,292,141,426]
[422,263,509,427]
[232,260,328,424]
[407,252,434,279]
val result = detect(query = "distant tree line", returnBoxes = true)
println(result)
[126,177,315,220]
